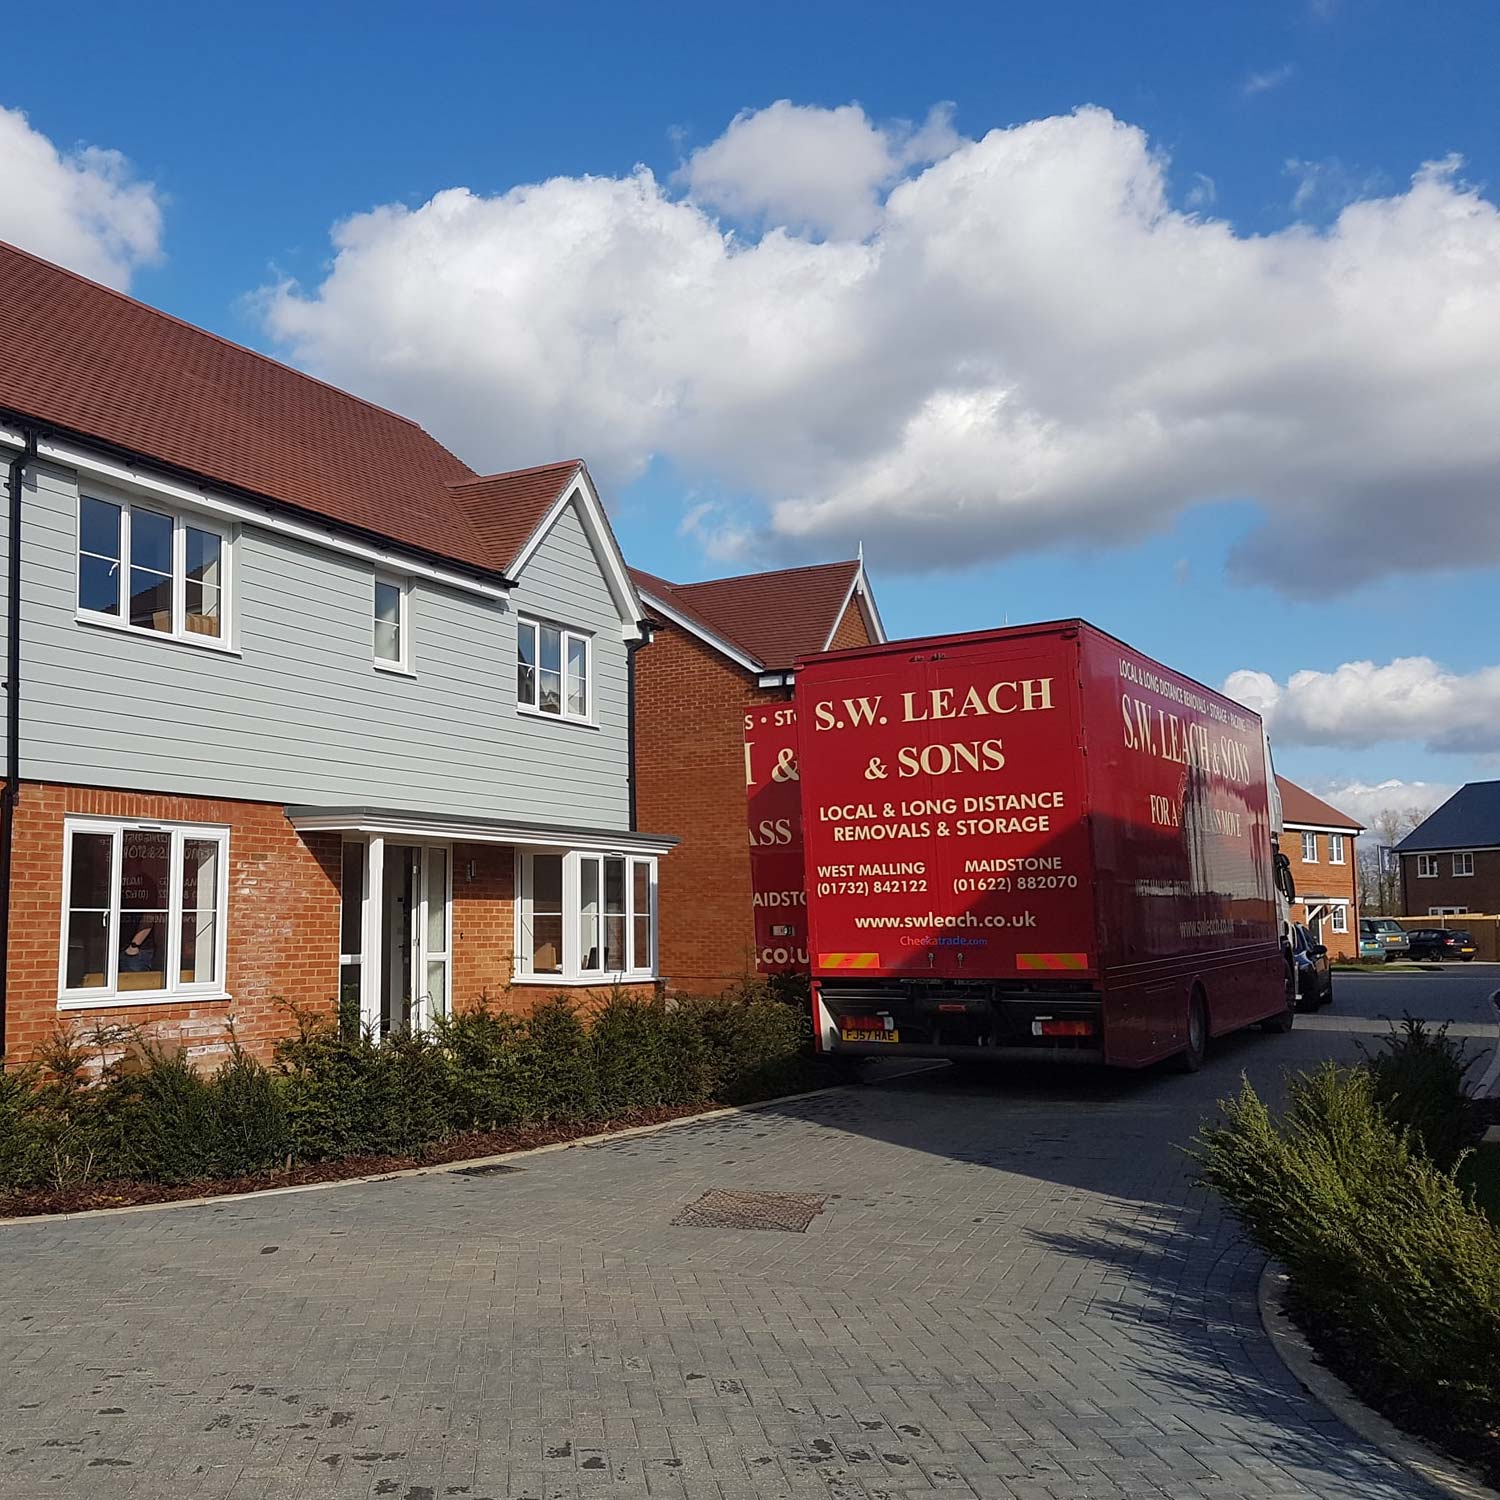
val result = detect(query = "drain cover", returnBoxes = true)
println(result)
[671,1188,827,1232]
[452,1162,524,1178]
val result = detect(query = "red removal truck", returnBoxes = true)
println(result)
[795,619,1295,1070]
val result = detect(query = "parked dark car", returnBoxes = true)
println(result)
[1290,922,1333,1010]
[1405,927,1478,962]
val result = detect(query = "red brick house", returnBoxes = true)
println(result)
[1397,780,1500,917]
[0,241,671,1068]
[631,560,885,994]
[1275,776,1362,958]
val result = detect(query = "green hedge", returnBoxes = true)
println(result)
[0,986,815,1195]
[1194,1041,1500,1468]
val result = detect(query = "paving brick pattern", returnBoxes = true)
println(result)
[0,1024,1442,1499]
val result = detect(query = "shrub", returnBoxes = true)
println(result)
[1,984,820,1197]
[1195,1065,1500,1456]
[1363,1015,1479,1169]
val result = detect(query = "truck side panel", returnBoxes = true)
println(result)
[1080,627,1282,1063]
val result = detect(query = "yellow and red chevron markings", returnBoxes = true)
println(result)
[1016,952,1090,971]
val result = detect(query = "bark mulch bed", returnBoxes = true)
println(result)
[0,1103,717,1220]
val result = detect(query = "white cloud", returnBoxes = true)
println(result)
[1243,64,1295,97]
[1224,657,1500,754]
[260,103,1500,592]
[1303,778,1457,830]
[677,99,958,240]
[0,106,163,289]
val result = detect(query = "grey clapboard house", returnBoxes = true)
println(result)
[0,238,672,1064]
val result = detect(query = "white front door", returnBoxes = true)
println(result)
[378,843,451,1035]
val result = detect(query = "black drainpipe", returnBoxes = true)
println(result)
[0,426,37,1049]
[626,633,645,829]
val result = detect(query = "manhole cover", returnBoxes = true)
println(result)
[452,1162,524,1178]
[671,1188,827,1232]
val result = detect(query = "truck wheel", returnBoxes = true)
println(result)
[1175,992,1208,1073]
[1263,971,1296,1033]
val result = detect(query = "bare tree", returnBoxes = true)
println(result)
[1357,804,1432,916]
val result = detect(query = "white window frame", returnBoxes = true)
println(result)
[1416,854,1439,878]
[517,616,593,726]
[58,817,230,1008]
[372,572,412,674]
[514,849,656,983]
[75,488,234,652]
[1430,905,1468,916]
[1329,905,1348,934]
[1328,833,1345,865]
[1453,851,1475,877]
[1300,832,1318,863]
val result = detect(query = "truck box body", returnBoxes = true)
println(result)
[796,620,1285,1067]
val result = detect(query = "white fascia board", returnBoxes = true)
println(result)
[507,465,647,639]
[288,809,677,856]
[635,587,765,675]
[821,563,888,651]
[0,425,509,603]
[1284,821,1363,835]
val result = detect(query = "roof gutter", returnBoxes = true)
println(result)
[0,424,37,1056]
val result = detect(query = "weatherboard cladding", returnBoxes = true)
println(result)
[1396,781,1500,853]
[0,239,571,578]
[19,464,631,828]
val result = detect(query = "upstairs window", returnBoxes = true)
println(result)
[1453,851,1475,877]
[517,618,590,722]
[1300,832,1318,863]
[78,494,228,645]
[1417,854,1439,878]
[373,575,410,671]
[1328,833,1345,865]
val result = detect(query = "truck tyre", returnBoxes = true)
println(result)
[1176,991,1208,1073]
[1263,969,1297,1032]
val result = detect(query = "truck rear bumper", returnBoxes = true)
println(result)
[814,977,1103,1059]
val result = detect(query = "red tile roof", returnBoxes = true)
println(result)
[631,559,863,670]
[447,462,583,571]
[1277,776,1363,833]
[0,239,570,578]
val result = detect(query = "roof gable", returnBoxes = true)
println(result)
[1395,781,1500,852]
[1276,776,1363,833]
[630,558,883,671]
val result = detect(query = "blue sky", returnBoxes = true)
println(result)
[5,0,1499,820]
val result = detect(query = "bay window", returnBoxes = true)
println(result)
[516,850,654,980]
[60,820,229,1005]
[77,493,230,645]
[517,618,590,721]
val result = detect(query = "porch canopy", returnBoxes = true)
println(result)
[286,805,677,856]
[286,806,677,1034]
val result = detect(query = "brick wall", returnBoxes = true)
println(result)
[1278,827,1359,958]
[1400,848,1500,917]
[5,782,341,1065]
[634,596,874,994]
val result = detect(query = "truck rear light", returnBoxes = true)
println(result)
[1033,1018,1094,1038]
[841,1015,888,1032]
[938,1003,968,1013]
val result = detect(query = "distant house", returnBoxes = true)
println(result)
[1396,781,1500,917]
[631,560,884,994]
[1275,776,1362,958]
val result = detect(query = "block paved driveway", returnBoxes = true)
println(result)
[3,972,1495,1500]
